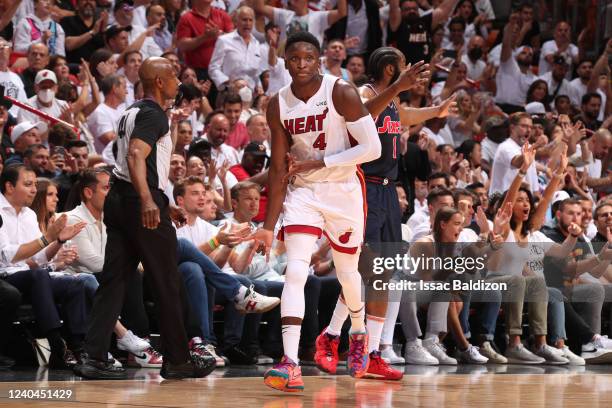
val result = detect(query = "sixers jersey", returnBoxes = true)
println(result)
[360,84,402,180]
[278,74,357,184]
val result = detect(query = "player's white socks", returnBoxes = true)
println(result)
[333,251,366,333]
[326,296,349,337]
[282,325,301,363]
[366,315,385,353]
[349,306,366,333]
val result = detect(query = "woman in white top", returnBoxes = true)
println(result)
[488,143,582,364]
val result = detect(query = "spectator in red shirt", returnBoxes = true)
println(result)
[223,93,250,150]
[229,141,268,222]
[176,0,233,81]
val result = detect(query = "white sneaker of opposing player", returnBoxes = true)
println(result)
[478,341,508,364]
[423,338,457,365]
[455,345,488,364]
[234,285,280,313]
[404,339,439,365]
[116,330,150,354]
[380,347,405,365]
[560,346,585,365]
[532,344,569,365]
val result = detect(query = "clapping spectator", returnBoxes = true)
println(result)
[61,0,107,64]
[209,6,263,93]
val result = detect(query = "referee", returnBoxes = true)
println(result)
[75,57,215,379]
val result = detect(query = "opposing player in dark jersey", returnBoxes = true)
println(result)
[314,47,457,380]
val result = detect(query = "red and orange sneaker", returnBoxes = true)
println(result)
[263,356,304,393]
[314,328,340,374]
[347,331,369,378]
[364,351,404,380]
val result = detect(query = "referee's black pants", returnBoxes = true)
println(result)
[85,180,190,364]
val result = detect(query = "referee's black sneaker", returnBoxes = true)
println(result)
[160,351,216,379]
[73,355,127,379]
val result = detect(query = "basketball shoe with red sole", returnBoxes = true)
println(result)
[314,328,340,374]
[263,356,304,393]
[364,351,404,380]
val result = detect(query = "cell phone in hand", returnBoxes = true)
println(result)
[53,146,66,157]
[443,49,458,59]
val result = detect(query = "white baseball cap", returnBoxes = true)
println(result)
[525,102,546,115]
[552,190,570,206]
[10,121,43,144]
[34,69,57,85]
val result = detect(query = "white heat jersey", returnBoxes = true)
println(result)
[278,74,357,184]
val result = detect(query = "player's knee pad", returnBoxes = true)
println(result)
[281,257,310,318]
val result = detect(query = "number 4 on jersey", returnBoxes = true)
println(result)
[313,133,327,150]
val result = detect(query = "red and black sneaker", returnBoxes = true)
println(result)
[314,328,340,374]
[364,351,403,381]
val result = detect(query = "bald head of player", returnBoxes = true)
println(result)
[139,57,181,106]
[284,31,322,88]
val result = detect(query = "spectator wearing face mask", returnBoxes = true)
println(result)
[460,35,486,81]
[17,70,69,136]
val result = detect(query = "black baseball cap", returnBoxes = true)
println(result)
[105,25,132,43]
[113,0,134,12]
[244,142,268,157]
[553,54,569,66]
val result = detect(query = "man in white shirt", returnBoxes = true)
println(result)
[86,74,127,154]
[246,114,271,156]
[173,177,280,364]
[254,0,346,44]
[122,51,142,107]
[538,21,579,78]
[569,59,593,108]
[539,54,573,102]
[13,0,66,57]
[461,35,487,81]
[205,112,241,166]
[17,70,69,133]
[0,163,87,368]
[209,6,264,92]
[164,153,186,205]
[489,112,539,195]
[408,186,455,243]
[146,4,173,53]
[495,19,537,113]
[65,168,157,366]
[0,39,28,117]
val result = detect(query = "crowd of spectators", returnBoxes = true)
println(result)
[0,0,611,370]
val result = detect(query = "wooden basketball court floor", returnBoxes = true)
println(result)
[1,365,612,407]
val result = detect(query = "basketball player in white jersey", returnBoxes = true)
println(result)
[251,31,382,393]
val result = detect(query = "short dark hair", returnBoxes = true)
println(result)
[48,123,78,147]
[466,182,485,191]
[0,164,30,194]
[367,47,401,82]
[427,186,454,205]
[173,176,207,202]
[453,188,475,206]
[187,139,212,161]
[66,140,88,151]
[582,92,602,105]
[449,16,466,30]
[223,93,243,107]
[594,202,612,219]
[24,144,48,159]
[428,172,450,186]
[100,75,123,96]
[557,198,583,213]
[285,31,320,55]
[230,181,261,200]
[64,168,110,210]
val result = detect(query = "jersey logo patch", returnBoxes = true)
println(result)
[377,116,402,134]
